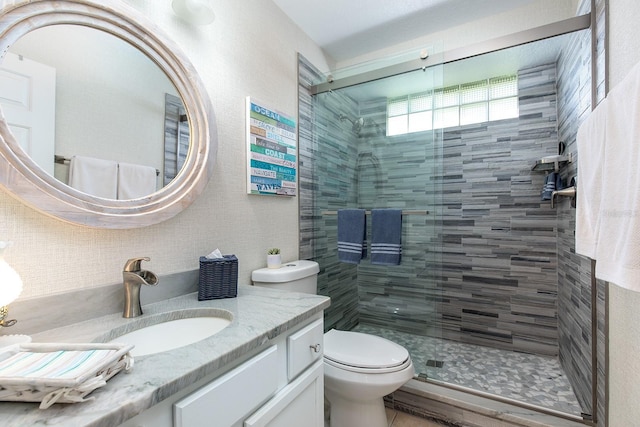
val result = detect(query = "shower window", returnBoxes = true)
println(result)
[387,74,518,135]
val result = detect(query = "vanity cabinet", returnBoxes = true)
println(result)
[119,316,324,427]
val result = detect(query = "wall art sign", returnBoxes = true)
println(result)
[246,97,297,196]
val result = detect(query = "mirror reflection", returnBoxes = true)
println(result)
[0,24,189,200]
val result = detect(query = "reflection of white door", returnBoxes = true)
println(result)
[0,52,56,176]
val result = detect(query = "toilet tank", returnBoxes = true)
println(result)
[251,260,319,294]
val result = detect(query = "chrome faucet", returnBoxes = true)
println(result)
[123,257,159,318]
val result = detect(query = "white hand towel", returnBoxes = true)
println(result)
[117,162,157,200]
[595,60,640,292]
[575,97,607,259]
[68,155,118,199]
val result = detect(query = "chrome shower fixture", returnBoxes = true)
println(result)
[339,114,365,134]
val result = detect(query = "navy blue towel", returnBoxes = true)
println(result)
[371,209,402,265]
[541,172,564,200]
[337,209,367,264]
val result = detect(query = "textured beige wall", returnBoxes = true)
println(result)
[607,1,640,424]
[0,0,330,298]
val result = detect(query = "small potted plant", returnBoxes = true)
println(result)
[267,248,281,269]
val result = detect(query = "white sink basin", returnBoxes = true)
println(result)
[104,309,233,357]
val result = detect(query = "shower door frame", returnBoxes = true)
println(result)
[309,14,591,95]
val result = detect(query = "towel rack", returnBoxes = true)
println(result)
[54,155,160,176]
[321,209,429,216]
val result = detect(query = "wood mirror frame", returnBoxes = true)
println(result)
[0,0,217,228]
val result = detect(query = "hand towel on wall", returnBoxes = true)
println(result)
[594,59,640,292]
[68,155,118,199]
[337,209,367,264]
[575,97,607,259]
[117,162,157,200]
[371,209,402,265]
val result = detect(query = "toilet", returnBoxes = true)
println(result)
[252,260,415,427]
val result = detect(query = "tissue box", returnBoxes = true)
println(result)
[198,255,238,300]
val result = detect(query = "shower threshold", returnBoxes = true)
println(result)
[391,379,589,427]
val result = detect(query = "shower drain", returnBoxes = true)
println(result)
[426,359,444,368]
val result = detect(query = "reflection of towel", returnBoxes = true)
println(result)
[576,98,607,259]
[594,60,640,292]
[371,209,402,265]
[117,162,157,200]
[541,172,563,200]
[68,155,118,199]
[337,209,366,264]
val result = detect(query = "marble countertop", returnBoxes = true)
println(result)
[0,285,330,427]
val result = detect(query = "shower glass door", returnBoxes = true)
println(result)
[298,46,445,380]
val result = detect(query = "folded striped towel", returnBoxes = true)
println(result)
[371,209,402,265]
[337,209,367,264]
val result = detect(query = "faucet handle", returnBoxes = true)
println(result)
[123,257,151,272]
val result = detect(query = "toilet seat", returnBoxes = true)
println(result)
[324,329,411,373]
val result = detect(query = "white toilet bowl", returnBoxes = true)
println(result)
[323,329,415,427]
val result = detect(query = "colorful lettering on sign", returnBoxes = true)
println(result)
[247,98,297,196]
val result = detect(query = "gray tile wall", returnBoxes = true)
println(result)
[298,55,361,331]
[556,0,607,421]
[556,23,594,416]
[438,63,560,355]
[299,57,562,356]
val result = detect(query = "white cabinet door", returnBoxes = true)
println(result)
[244,360,323,427]
[287,318,323,380]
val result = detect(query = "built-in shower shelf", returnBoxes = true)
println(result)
[531,154,572,173]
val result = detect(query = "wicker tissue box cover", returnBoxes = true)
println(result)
[198,254,238,300]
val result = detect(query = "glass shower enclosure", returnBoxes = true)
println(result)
[298,16,595,421]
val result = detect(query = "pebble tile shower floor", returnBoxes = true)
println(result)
[353,324,582,416]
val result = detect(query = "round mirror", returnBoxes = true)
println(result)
[0,0,217,228]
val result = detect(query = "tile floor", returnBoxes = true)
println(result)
[353,324,583,416]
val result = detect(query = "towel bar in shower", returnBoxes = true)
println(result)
[322,209,429,216]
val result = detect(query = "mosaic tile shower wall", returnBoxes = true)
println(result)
[434,63,560,356]
[299,56,562,356]
[556,0,607,420]
[298,55,360,331]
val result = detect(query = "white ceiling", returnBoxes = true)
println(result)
[272,0,536,62]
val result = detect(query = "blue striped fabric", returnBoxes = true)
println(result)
[371,209,402,265]
[337,209,367,264]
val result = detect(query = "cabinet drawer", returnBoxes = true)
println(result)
[174,346,278,427]
[287,319,323,380]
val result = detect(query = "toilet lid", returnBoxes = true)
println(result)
[324,329,409,369]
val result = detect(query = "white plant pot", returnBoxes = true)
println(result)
[267,254,281,269]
